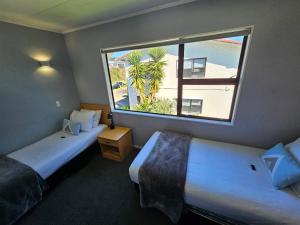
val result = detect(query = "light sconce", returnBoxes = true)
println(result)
[36,60,55,75]
[38,60,51,68]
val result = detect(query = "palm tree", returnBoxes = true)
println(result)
[147,47,167,102]
[127,50,146,103]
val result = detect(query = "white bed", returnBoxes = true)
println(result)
[8,125,107,179]
[129,131,300,225]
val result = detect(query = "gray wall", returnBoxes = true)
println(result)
[0,21,80,154]
[65,0,300,149]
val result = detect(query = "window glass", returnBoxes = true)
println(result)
[182,85,234,119]
[107,45,178,115]
[183,36,244,79]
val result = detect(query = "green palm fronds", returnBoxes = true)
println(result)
[147,48,167,101]
[127,50,147,103]
[126,48,167,104]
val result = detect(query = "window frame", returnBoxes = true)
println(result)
[177,36,248,122]
[102,28,251,123]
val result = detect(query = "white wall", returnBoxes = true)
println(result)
[65,0,300,148]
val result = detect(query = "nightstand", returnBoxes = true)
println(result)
[97,126,132,162]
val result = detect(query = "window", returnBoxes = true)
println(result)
[103,28,250,122]
[117,63,125,68]
[182,99,203,115]
[177,58,206,78]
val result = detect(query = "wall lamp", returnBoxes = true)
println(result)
[38,60,51,68]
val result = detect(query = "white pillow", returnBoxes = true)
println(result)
[81,109,102,128]
[286,137,300,163]
[70,110,95,131]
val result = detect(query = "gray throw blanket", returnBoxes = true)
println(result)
[138,131,191,223]
[0,155,46,225]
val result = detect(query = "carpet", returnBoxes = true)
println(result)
[15,143,217,225]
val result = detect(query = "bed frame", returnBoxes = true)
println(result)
[80,103,111,126]
[133,182,245,225]
[185,205,246,225]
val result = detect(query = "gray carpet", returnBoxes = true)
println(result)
[15,144,217,225]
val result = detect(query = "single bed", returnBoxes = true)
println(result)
[8,103,110,179]
[129,131,300,225]
[8,125,106,179]
[0,103,110,225]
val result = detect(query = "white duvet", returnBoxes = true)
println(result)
[129,131,300,225]
[8,125,107,179]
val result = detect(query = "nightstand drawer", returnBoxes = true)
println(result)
[98,138,118,147]
[97,126,132,162]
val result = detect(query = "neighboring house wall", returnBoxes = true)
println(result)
[65,0,300,149]
[0,21,80,154]
[159,41,240,118]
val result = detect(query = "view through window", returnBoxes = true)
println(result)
[104,30,249,121]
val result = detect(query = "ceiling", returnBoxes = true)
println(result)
[0,0,196,33]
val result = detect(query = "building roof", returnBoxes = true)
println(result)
[216,39,242,45]
[114,52,130,61]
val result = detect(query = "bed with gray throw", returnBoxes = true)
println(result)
[138,131,191,223]
[0,155,46,225]
[130,131,300,225]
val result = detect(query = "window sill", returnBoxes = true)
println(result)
[112,109,234,126]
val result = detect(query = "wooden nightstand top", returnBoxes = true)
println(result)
[98,126,131,141]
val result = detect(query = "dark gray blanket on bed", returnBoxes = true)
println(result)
[0,155,46,225]
[138,131,191,223]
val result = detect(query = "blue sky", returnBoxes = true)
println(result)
[111,50,130,59]
[111,36,244,58]
[225,36,244,42]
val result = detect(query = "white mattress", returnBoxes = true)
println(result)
[129,131,300,225]
[8,125,107,179]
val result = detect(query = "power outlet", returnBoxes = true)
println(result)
[56,101,61,108]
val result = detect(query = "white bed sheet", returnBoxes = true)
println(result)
[8,125,107,179]
[129,131,300,225]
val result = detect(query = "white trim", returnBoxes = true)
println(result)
[111,109,234,126]
[230,26,254,125]
[0,18,60,33]
[101,53,115,110]
[63,0,197,34]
